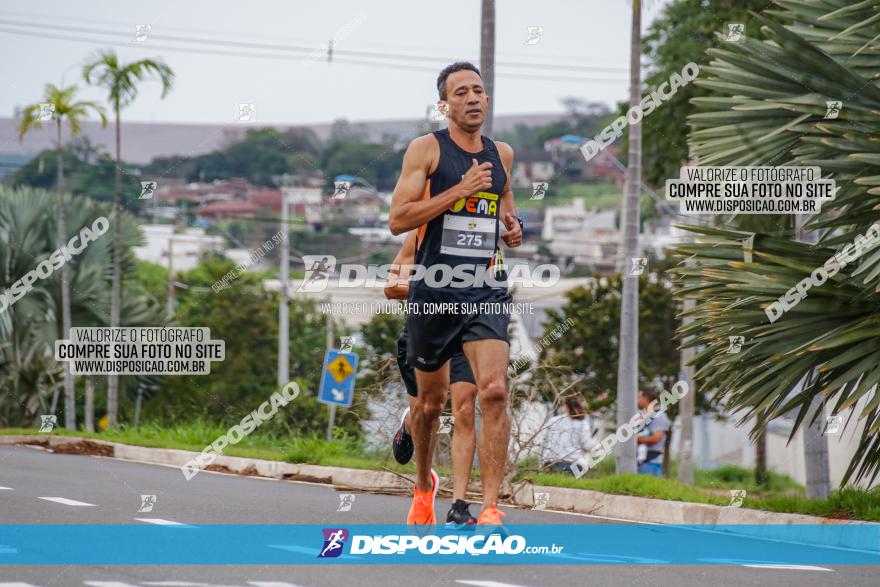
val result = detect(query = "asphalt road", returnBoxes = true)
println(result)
[0,443,878,586]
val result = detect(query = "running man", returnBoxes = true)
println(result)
[388,62,521,526]
[385,232,478,529]
[385,219,520,528]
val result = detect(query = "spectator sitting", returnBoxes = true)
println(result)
[541,396,597,475]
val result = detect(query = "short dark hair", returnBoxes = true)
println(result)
[640,389,659,403]
[436,62,482,100]
[564,395,586,420]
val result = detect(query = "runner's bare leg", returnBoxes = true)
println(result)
[450,381,477,501]
[463,339,510,511]
[404,394,417,432]
[412,363,450,492]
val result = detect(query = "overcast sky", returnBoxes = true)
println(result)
[0,0,672,126]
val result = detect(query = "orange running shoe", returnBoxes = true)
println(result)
[477,504,506,525]
[476,503,509,538]
[406,469,439,525]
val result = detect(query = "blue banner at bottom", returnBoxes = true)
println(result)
[1,524,879,565]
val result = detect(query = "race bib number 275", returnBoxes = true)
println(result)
[440,215,496,258]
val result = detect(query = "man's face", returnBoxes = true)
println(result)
[443,70,487,132]
[637,393,649,410]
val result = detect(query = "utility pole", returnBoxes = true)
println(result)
[278,189,290,386]
[479,0,495,136]
[84,378,95,433]
[796,214,830,498]
[166,237,174,321]
[677,148,698,484]
[614,0,642,475]
[325,299,336,441]
[134,386,143,428]
[677,298,696,484]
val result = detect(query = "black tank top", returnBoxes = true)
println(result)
[412,129,507,298]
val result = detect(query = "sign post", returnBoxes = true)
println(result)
[318,349,358,440]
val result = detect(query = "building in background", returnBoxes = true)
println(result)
[133,225,224,272]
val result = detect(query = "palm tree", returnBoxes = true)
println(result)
[82,50,174,427]
[672,1,880,487]
[18,84,106,430]
[479,0,495,136]
[0,185,163,428]
[615,0,643,475]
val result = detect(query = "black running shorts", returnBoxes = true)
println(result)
[405,289,511,373]
[397,328,475,397]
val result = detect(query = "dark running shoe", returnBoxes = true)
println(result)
[392,407,414,464]
[445,499,477,530]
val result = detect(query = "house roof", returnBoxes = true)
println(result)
[198,201,259,214]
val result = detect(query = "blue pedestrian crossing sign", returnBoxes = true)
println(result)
[318,349,358,408]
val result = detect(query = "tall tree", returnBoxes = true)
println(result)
[18,84,106,430]
[479,0,495,136]
[636,0,768,187]
[532,274,680,403]
[615,0,642,475]
[82,50,174,427]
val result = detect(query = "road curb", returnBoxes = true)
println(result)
[2,433,872,552]
[509,482,872,552]
[0,434,411,493]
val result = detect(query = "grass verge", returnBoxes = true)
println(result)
[4,427,877,521]
[0,425,419,475]
[526,469,880,522]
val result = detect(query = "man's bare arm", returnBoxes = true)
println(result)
[637,431,665,445]
[389,135,493,235]
[497,141,522,248]
[384,231,418,300]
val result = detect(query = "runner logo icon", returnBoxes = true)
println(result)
[319,528,349,558]
[298,255,337,292]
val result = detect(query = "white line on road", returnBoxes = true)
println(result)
[268,543,363,560]
[134,518,194,527]
[457,581,534,587]
[0,486,13,490]
[141,582,220,586]
[0,583,41,587]
[85,583,304,587]
[37,497,96,507]
[140,583,304,587]
[742,564,834,571]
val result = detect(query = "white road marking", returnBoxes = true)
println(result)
[742,564,834,571]
[269,543,363,560]
[457,581,534,587]
[0,583,41,587]
[0,486,13,490]
[37,496,96,507]
[86,583,303,587]
[134,518,194,527]
[553,551,669,564]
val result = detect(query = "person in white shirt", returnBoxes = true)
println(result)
[541,396,597,474]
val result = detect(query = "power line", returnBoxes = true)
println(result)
[0,17,629,79]
[0,9,628,71]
